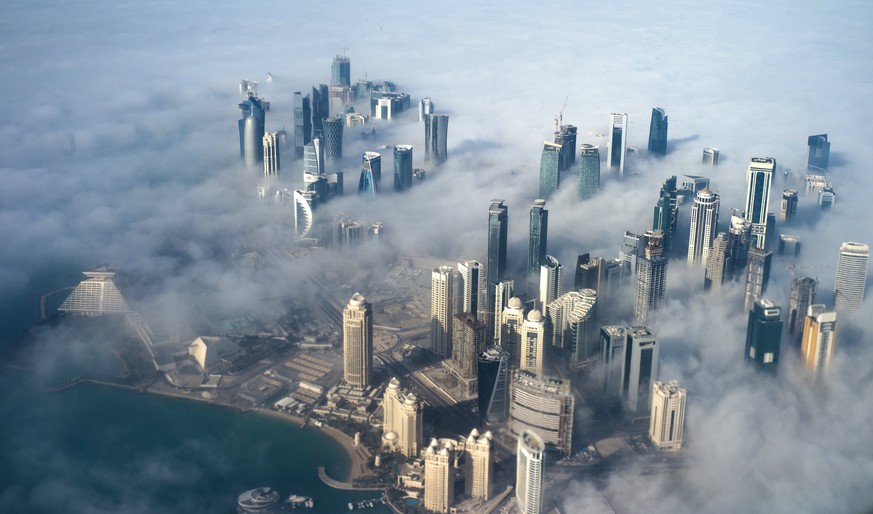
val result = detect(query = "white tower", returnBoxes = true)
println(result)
[431,266,454,358]
[520,310,546,376]
[343,293,373,388]
[834,242,869,314]
[687,188,720,266]
[538,255,563,309]
[516,430,545,514]
[649,380,686,451]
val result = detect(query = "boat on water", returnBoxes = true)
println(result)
[286,494,315,509]
[237,487,314,513]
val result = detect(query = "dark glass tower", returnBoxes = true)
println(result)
[780,189,798,222]
[424,114,449,165]
[393,145,413,191]
[487,200,509,340]
[527,199,548,290]
[744,157,776,250]
[478,347,509,424]
[539,142,562,198]
[652,176,679,252]
[578,144,600,199]
[238,93,269,168]
[358,154,380,200]
[647,107,668,156]
[788,277,817,343]
[331,55,351,87]
[807,134,830,172]
[293,91,312,159]
[311,84,329,139]
[554,124,577,170]
[745,299,783,373]
[322,116,344,165]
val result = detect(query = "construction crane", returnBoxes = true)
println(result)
[785,263,829,280]
[555,96,568,133]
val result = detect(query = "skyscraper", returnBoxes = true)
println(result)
[621,326,659,413]
[424,113,449,165]
[744,247,773,310]
[238,93,269,169]
[431,266,454,359]
[423,439,454,513]
[704,232,732,291]
[634,231,668,324]
[788,277,817,341]
[487,200,509,335]
[554,124,577,171]
[419,97,434,123]
[745,298,782,373]
[834,242,869,314]
[478,347,510,424]
[607,113,628,176]
[652,176,679,252]
[780,189,798,222]
[516,430,545,514]
[393,145,413,191]
[539,142,562,198]
[807,134,830,172]
[322,116,343,165]
[647,107,668,156]
[801,305,837,381]
[293,91,311,158]
[342,293,373,388]
[499,296,525,366]
[538,256,563,309]
[510,370,574,455]
[744,157,776,250]
[381,377,423,457]
[262,131,280,178]
[457,260,482,319]
[331,55,350,87]
[452,313,486,378]
[649,380,686,451]
[600,326,627,396]
[702,147,720,166]
[574,253,604,292]
[520,310,546,376]
[59,266,130,316]
[291,189,316,239]
[547,289,597,367]
[728,211,752,271]
[303,138,324,178]
[493,280,515,348]
[311,85,328,139]
[465,429,493,500]
[578,144,601,199]
[687,188,720,266]
[358,152,380,199]
[527,200,549,290]
[818,187,836,209]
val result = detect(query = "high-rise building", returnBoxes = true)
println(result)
[649,380,686,451]
[331,55,351,87]
[393,145,413,192]
[801,305,837,381]
[59,266,131,316]
[303,138,324,178]
[238,93,269,168]
[538,256,563,309]
[607,113,628,176]
[381,377,424,457]
[744,247,773,310]
[619,231,644,276]
[779,235,802,257]
[807,134,830,172]
[780,189,798,222]
[728,211,752,271]
[539,142,562,198]
[634,231,668,324]
[574,254,604,292]
[293,91,311,158]
[359,152,380,199]
[499,296,525,366]
[554,124,577,171]
[452,313,486,378]
[464,429,493,500]
[687,188,720,266]
[487,200,509,336]
[652,176,679,252]
[419,97,434,123]
[424,113,449,165]
[578,144,601,199]
[745,298,782,373]
[834,242,869,314]
[621,326,659,413]
[788,277,817,341]
[322,116,344,165]
[311,85,328,139]
[423,439,454,513]
[547,289,597,367]
[702,147,720,166]
[431,266,454,359]
[516,430,545,514]
[291,189,316,239]
[343,293,373,388]
[336,217,365,249]
[818,187,836,209]
[744,157,776,250]
[520,310,546,376]
[527,200,549,290]
[510,370,574,455]
[457,260,482,319]
[493,280,515,347]
[478,347,510,424]
[647,107,668,156]
[704,232,732,291]
[600,326,627,397]
[262,131,280,178]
